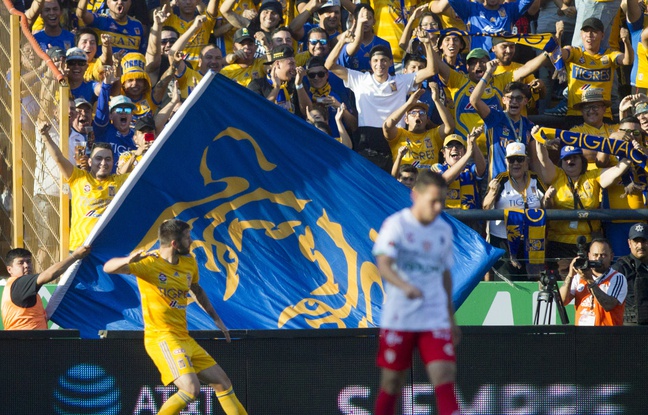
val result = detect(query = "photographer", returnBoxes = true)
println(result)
[612,224,648,325]
[559,238,627,326]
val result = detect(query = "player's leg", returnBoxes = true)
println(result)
[198,364,247,415]
[419,330,460,415]
[374,329,416,415]
[375,368,408,415]
[158,373,201,415]
[144,336,201,415]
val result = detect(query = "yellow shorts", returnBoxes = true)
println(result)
[145,334,217,385]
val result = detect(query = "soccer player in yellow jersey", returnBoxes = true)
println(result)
[104,219,247,415]
[557,17,633,120]
[39,123,129,251]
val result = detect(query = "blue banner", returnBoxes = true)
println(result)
[47,73,503,338]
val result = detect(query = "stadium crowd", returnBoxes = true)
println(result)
[6,0,648,327]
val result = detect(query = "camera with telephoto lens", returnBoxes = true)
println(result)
[573,236,602,270]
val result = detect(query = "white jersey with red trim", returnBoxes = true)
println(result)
[373,208,454,331]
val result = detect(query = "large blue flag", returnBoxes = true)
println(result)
[47,72,503,338]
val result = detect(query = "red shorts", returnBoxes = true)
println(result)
[376,329,456,371]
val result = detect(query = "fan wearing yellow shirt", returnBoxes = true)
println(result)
[383,86,454,171]
[557,17,633,120]
[164,0,220,63]
[221,28,267,87]
[103,219,247,415]
[38,123,129,251]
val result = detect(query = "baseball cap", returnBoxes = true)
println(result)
[560,145,583,160]
[259,0,283,15]
[264,45,295,64]
[109,95,136,112]
[233,28,254,44]
[47,46,65,60]
[437,30,467,52]
[407,101,429,113]
[635,102,648,116]
[629,223,648,240]
[305,56,326,70]
[466,48,489,62]
[134,116,155,131]
[443,134,467,148]
[65,47,88,62]
[506,142,526,158]
[581,17,604,33]
[74,97,93,110]
[319,0,340,9]
[573,88,611,110]
[369,44,392,60]
[492,37,514,47]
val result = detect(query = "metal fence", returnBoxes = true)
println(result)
[0,2,69,272]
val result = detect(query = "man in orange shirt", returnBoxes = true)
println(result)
[559,238,627,326]
[1,246,90,330]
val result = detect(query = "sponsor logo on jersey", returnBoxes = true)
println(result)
[84,209,101,218]
[571,67,611,82]
[84,184,91,193]
[108,186,116,197]
[158,273,167,284]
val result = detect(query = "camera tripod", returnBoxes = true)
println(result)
[533,281,569,325]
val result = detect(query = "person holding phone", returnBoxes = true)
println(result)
[117,116,157,175]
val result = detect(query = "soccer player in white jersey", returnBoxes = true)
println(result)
[372,170,460,415]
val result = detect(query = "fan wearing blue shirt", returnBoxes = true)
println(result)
[32,0,75,52]
[337,4,393,73]
[469,59,535,182]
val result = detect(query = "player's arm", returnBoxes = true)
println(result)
[443,269,460,346]
[103,250,150,274]
[190,282,231,342]
[376,255,422,299]
[36,246,92,285]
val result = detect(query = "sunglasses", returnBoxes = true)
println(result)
[113,107,133,114]
[309,39,328,46]
[307,71,327,79]
[408,109,426,116]
[620,128,642,137]
[161,38,177,45]
[67,60,86,66]
[507,156,526,164]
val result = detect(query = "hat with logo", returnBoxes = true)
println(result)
[573,88,611,110]
[369,44,392,60]
[65,47,88,62]
[109,95,136,112]
[581,17,604,33]
[635,102,648,116]
[466,48,489,62]
[74,97,93,110]
[629,223,648,240]
[506,142,526,158]
[134,116,156,131]
[234,27,254,44]
[264,45,295,64]
[121,52,151,90]
[443,134,467,148]
[560,145,584,160]
[47,46,66,60]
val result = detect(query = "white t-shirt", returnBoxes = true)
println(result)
[345,71,417,128]
[372,208,454,331]
[489,175,544,239]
